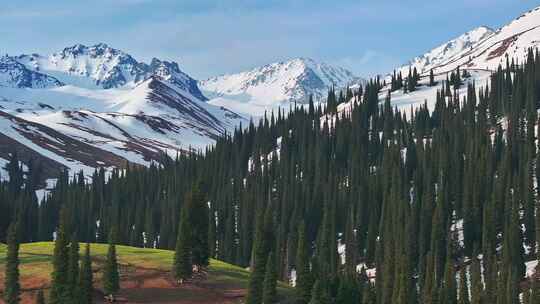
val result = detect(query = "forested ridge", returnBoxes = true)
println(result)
[3,48,540,303]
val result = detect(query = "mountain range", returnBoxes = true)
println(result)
[201,57,361,115]
[1,5,540,183]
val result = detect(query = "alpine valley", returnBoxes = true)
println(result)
[4,3,540,304]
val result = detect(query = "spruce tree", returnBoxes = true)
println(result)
[67,233,79,302]
[295,222,312,304]
[188,184,210,270]
[246,210,269,304]
[103,228,120,296]
[173,206,192,282]
[78,244,93,304]
[262,252,278,304]
[4,222,20,304]
[49,208,70,304]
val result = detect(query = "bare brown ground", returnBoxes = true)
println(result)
[1,266,247,304]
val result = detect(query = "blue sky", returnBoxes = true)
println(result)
[0,0,537,79]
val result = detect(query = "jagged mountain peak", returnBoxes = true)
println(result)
[11,43,207,100]
[0,55,64,89]
[201,57,360,115]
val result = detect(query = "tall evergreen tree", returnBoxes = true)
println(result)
[103,228,120,296]
[295,222,312,304]
[246,209,271,304]
[173,205,192,283]
[78,244,93,304]
[4,222,20,304]
[188,184,210,270]
[49,208,70,304]
[262,252,278,304]
[67,233,79,302]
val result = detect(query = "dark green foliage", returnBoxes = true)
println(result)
[246,207,274,304]
[187,184,210,269]
[173,206,192,281]
[336,276,360,304]
[262,252,278,304]
[295,222,312,304]
[49,208,70,304]
[4,222,20,304]
[67,234,79,301]
[103,229,120,295]
[309,280,330,304]
[5,47,540,304]
[78,244,93,304]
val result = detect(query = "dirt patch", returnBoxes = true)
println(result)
[487,36,518,60]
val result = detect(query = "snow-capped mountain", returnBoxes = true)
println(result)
[15,43,206,100]
[200,58,361,116]
[367,5,540,116]
[0,44,245,182]
[399,26,495,75]
[0,56,64,89]
[399,6,540,76]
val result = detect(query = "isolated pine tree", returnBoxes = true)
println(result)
[173,207,192,282]
[49,208,70,304]
[262,252,277,304]
[188,184,210,270]
[4,222,20,304]
[103,228,120,296]
[78,243,93,304]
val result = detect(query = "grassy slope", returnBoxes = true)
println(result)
[0,242,293,303]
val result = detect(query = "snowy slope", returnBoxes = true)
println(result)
[0,44,245,181]
[399,26,495,75]
[399,6,540,76]
[360,5,540,118]
[201,58,361,116]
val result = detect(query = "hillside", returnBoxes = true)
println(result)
[338,5,540,118]
[0,44,246,182]
[0,242,293,304]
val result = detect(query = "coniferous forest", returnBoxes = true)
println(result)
[4,49,540,303]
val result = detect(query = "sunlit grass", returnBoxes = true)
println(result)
[0,241,293,299]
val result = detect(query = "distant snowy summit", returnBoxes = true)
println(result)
[11,43,206,100]
[398,6,540,76]
[200,57,362,115]
[0,56,64,89]
[0,43,245,181]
